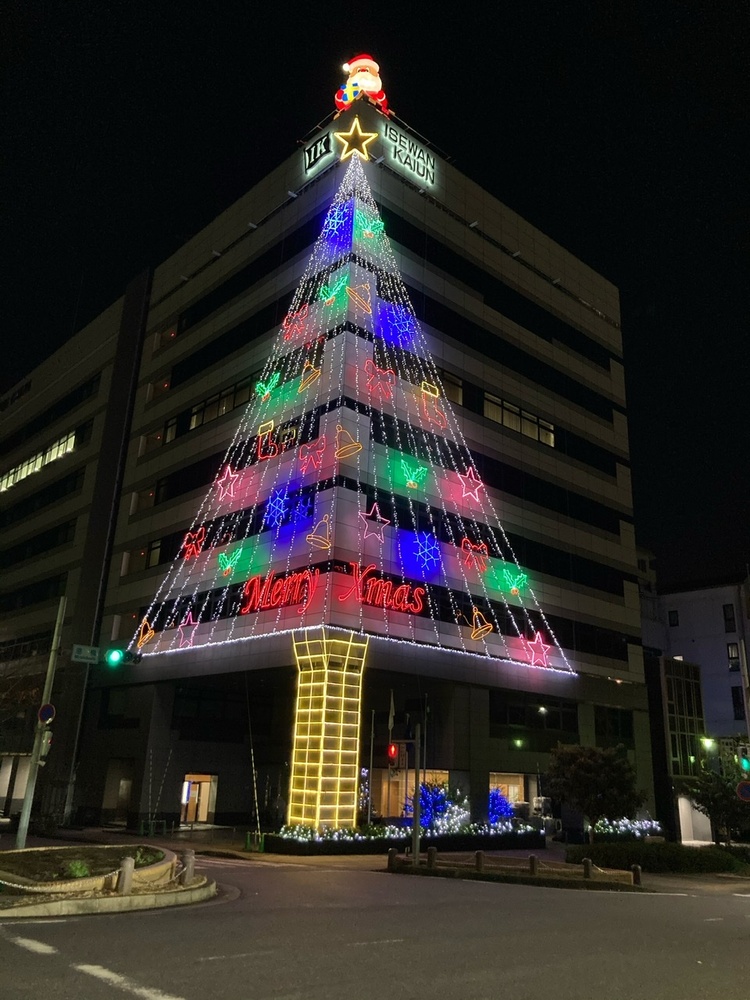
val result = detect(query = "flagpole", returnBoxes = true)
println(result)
[388,689,394,820]
[367,709,375,825]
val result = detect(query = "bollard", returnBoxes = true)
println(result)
[426,846,437,869]
[582,857,592,880]
[475,850,485,873]
[529,854,538,876]
[117,857,135,896]
[180,849,196,887]
[387,847,398,871]
[631,863,642,886]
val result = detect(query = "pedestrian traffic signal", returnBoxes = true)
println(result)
[387,743,399,769]
[738,743,750,773]
[103,647,141,668]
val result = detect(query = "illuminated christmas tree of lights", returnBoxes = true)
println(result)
[134,157,574,674]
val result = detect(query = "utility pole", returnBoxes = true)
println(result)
[16,596,66,849]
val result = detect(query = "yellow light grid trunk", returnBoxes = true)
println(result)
[289,628,369,829]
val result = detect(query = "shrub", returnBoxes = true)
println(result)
[65,860,91,879]
[565,841,745,874]
[134,847,163,867]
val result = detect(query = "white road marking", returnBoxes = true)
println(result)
[704,917,724,922]
[7,936,58,955]
[74,964,186,1000]
[733,892,750,897]
[197,950,277,962]
[348,938,404,946]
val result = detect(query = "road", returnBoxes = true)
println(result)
[1,854,749,1000]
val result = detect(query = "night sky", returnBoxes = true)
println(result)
[3,3,747,590]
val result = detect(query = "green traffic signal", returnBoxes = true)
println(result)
[103,647,141,668]
[105,648,126,668]
[738,743,750,772]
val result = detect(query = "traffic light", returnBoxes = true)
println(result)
[738,743,750,773]
[387,743,399,769]
[104,647,141,668]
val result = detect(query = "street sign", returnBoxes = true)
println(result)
[38,704,55,725]
[72,644,99,664]
[736,781,750,801]
[398,744,408,769]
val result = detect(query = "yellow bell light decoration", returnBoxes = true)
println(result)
[470,607,493,640]
[289,628,369,829]
[136,618,155,649]
[306,514,332,551]
[334,424,362,459]
[345,282,372,314]
[298,359,322,393]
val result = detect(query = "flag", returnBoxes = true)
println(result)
[388,690,395,736]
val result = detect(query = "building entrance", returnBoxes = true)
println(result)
[181,773,218,824]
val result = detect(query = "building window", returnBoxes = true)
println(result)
[728,642,741,672]
[146,540,162,569]
[723,603,736,633]
[162,375,255,446]
[731,686,746,721]
[668,609,679,627]
[0,429,77,493]
[482,393,554,448]
[594,705,635,749]
[437,369,463,406]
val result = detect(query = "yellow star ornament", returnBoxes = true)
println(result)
[333,117,379,161]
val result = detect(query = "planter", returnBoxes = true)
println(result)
[264,829,545,855]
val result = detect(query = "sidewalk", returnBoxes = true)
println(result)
[4,824,749,895]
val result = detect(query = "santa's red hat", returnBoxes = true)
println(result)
[343,54,379,73]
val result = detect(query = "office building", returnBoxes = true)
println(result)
[1,58,653,830]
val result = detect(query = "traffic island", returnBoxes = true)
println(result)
[0,844,217,918]
[385,848,642,892]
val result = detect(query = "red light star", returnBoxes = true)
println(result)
[359,502,390,542]
[459,466,484,501]
[216,465,239,501]
[526,632,551,667]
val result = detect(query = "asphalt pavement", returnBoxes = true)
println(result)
[2,850,750,1000]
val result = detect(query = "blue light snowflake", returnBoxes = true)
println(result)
[264,490,289,528]
[376,301,417,347]
[293,495,313,522]
[321,202,353,239]
[414,531,441,570]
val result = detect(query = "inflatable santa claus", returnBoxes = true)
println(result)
[334,54,390,116]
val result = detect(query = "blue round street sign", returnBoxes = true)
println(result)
[736,781,750,801]
[38,703,56,725]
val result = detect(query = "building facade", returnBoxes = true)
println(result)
[2,64,653,831]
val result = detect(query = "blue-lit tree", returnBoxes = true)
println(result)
[489,787,515,824]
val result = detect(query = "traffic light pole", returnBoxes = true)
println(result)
[16,596,67,850]
[739,639,750,743]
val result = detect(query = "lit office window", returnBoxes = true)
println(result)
[483,394,554,447]
[0,430,76,493]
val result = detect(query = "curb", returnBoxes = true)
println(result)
[0,878,217,919]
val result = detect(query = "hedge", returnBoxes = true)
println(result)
[565,841,746,874]
[265,829,545,855]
